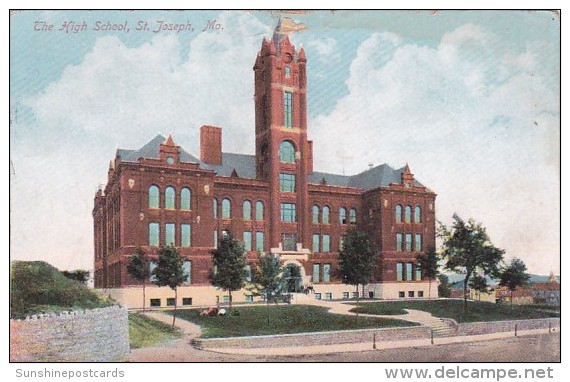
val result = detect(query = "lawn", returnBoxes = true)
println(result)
[349,300,560,323]
[129,313,182,349]
[170,305,417,338]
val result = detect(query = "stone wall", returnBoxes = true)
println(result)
[10,305,130,362]
[456,318,560,336]
[196,326,430,349]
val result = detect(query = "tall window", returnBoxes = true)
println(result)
[322,235,331,253]
[165,187,175,210]
[183,261,191,284]
[339,207,347,224]
[406,263,413,281]
[396,263,403,281]
[256,201,264,221]
[284,66,291,78]
[243,231,252,251]
[415,234,422,252]
[312,234,320,253]
[180,188,191,210]
[313,264,320,283]
[405,233,412,251]
[323,264,331,283]
[405,205,412,223]
[244,265,252,282]
[284,91,293,128]
[415,205,422,223]
[222,198,231,219]
[149,185,159,209]
[339,236,345,252]
[350,208,356,224]
[282,233,297,251]
[149,261,157,282]
[149,223,159,246]
[396,233,403,251]
[165,223,175,245]
[395,204,402,222]
[279,141,296,163]
[312,205,319,224]
[181,224,191,247]
[281,203,296,222]
[256,232,264,252]
[213,230,218,249]
[416,264,422,281]
[243,200,252,221]
[322,206,330,224]
[213,198,218,218]
[279,173,296,192]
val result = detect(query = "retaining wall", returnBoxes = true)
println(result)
[456,317,560,336]
[10,305,130,362]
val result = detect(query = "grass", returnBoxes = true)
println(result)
[129,313,182,349]
[170,305,417,338]
[350,299,560,323]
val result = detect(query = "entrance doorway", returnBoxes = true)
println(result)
[284,264,303,293]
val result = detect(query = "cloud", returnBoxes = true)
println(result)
[309,25,559,273]
[306,37,341,62]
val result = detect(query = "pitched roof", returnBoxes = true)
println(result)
[206,153,257,179]
[116,134,200,164]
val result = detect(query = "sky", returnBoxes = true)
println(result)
[9,10,560,275]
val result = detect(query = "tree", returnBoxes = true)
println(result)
[417,249,440,299]
[126,247,150,313]
[61,269,90,284]
[437,274,452,298]
[153,244,187,326]
[251,252,286,304]
[439,214,505,313]
[210,231,247,312]
[499,258,531,308]
[337,227,378,312]
[469,274,488,301]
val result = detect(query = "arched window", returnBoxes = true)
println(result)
[395,205,402,222]
[256,201,264,221]
[165,187,175,209]
[180,188,191,210]
[213,198,218,218]
[415,205,422,223]
[322,206,330,224]
[243,200,252,221]
[222,198,231,219]
[279,141,296,163]
[312,205,319,224]
[148,185,159,209]
[350,208,356,224]
[405,205,412,223]
[339,207,347,224]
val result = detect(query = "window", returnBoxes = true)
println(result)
[213,198,218,218]
[180,188,191,210]
[408,291,415,298]
[285,66,291,78]
[406,233,412,251]
[395,204,402,222]
[397,263,403,281]
[165,223,175,245]
[149,261,157,282]
[166,156,174,165]
[339,236,345,252]
[165,187,175,209]
[183,261,191,284]
[181,224,191,247]
[279,141,296,163]
[167,298,175,306]
[343,292,350,299]
[322,206,330,224]
[415,205,422,223]
[312,234,320,253]
[350,209,356,224]
[398,292,405,298]
[312,205,319,224]
[243,231,252,251]
[256,201,264,220]
[149,185,159,208]
[315,293,322,300]
[256,232,264,252]
[313,264,320,283]
[325,292,332,300]
[282,233,297,251]
[243,200,252,220]
[149,223,159,246]
[369,291,375,298]
[150,298,161,307]
[322,235,330,253]
[405,205,412,223]
[244,265,252,282]
[323,264,331,283]
[415,234,422,252]
[222,198,231,219]
[418,291,424,298]
[279,173,296,192]
[396,233,403,251]
[352,292,359,299]
[284,91,293,128]
[245,295,253,303]
[416,264,422,281]
[223,296,230,303]
[281,203,296,222]
[213,230,218,249]
[406,263,413,281]
[182,298,193,306]
[339,207,347,224]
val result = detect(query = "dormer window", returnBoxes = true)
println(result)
[166,156,174,164]
[285,66,291,78]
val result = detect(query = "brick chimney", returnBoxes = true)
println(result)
[200,125,222,165]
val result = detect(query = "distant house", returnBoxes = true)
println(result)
[469,287,497,303]
[529,272,560,305]
[496,287,534,305]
